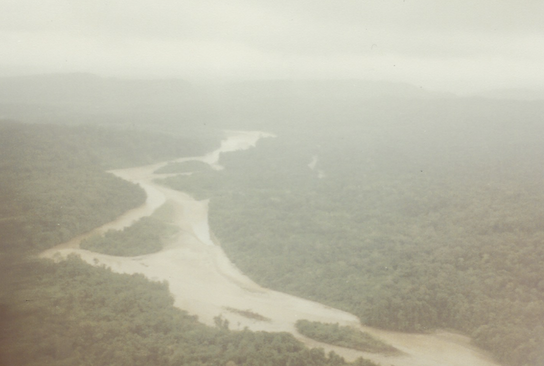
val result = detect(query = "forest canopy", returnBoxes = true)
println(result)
[80,216,176,257]
[162,101,544,366]
[3,95,544,366]
[295,320,398,355]
[154,160,211,175]
[0,120,216,253]
[2,256,372,366]
[0,120,380,366]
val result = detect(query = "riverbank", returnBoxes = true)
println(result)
[40,130,500,366]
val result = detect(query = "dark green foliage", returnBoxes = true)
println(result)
[0,120,377,366]
[0,121,213,253]
[67,124,212,170]
[163,113,544,366]
[0,121,146,252]
[225,307,271,322]
[154,160,211,174]
[296,320,398,354]
[160,168,225,200]
[80,217,176,256]
[1,256,365,366]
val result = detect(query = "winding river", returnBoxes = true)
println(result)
[40,130,500,366]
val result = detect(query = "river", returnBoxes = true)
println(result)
[40,130,500,366]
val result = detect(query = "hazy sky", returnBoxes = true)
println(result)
[2,0,544,93]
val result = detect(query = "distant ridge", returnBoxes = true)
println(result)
[474,87,544,101]
[202,79,452,101]
[0,73,194,107]
[0,74,455,127]
[0,74,450,107]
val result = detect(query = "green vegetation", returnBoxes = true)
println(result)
[80,201,178,257]
[225,307,271,322]
[296,320,398,354]
[80,216,177,256]
[5,94,544,366]
[1,255,376,366]
[154,160,210,174]
[162,107,544,366]
[0,120,214,253]
[0,120,380,366]
[159,169,223,200]
[0,121,145,252]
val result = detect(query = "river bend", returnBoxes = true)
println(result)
[41,130,499,366]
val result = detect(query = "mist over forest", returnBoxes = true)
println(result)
[0,72,543,366]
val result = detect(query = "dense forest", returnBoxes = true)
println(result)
[295,320,398,354]
[0,121,143,253]
[162,99,544,366]
[2,255,372,366]
[155,161,211,175]
[0,120,214,253]
[2,75,544,365]
[0,119,379,366]
[80,215,176,256]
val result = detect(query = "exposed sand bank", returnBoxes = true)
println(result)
[41,130,499,366]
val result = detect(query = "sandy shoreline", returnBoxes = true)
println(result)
[40,130,500,366]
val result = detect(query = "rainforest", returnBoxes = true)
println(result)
[1,75,544,366]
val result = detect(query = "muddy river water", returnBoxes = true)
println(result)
[41,130,500,366]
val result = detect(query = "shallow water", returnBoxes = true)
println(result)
[41,130,499,366]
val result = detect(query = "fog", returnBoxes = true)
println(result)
[2,0,544,93]
[2,2,544,366]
